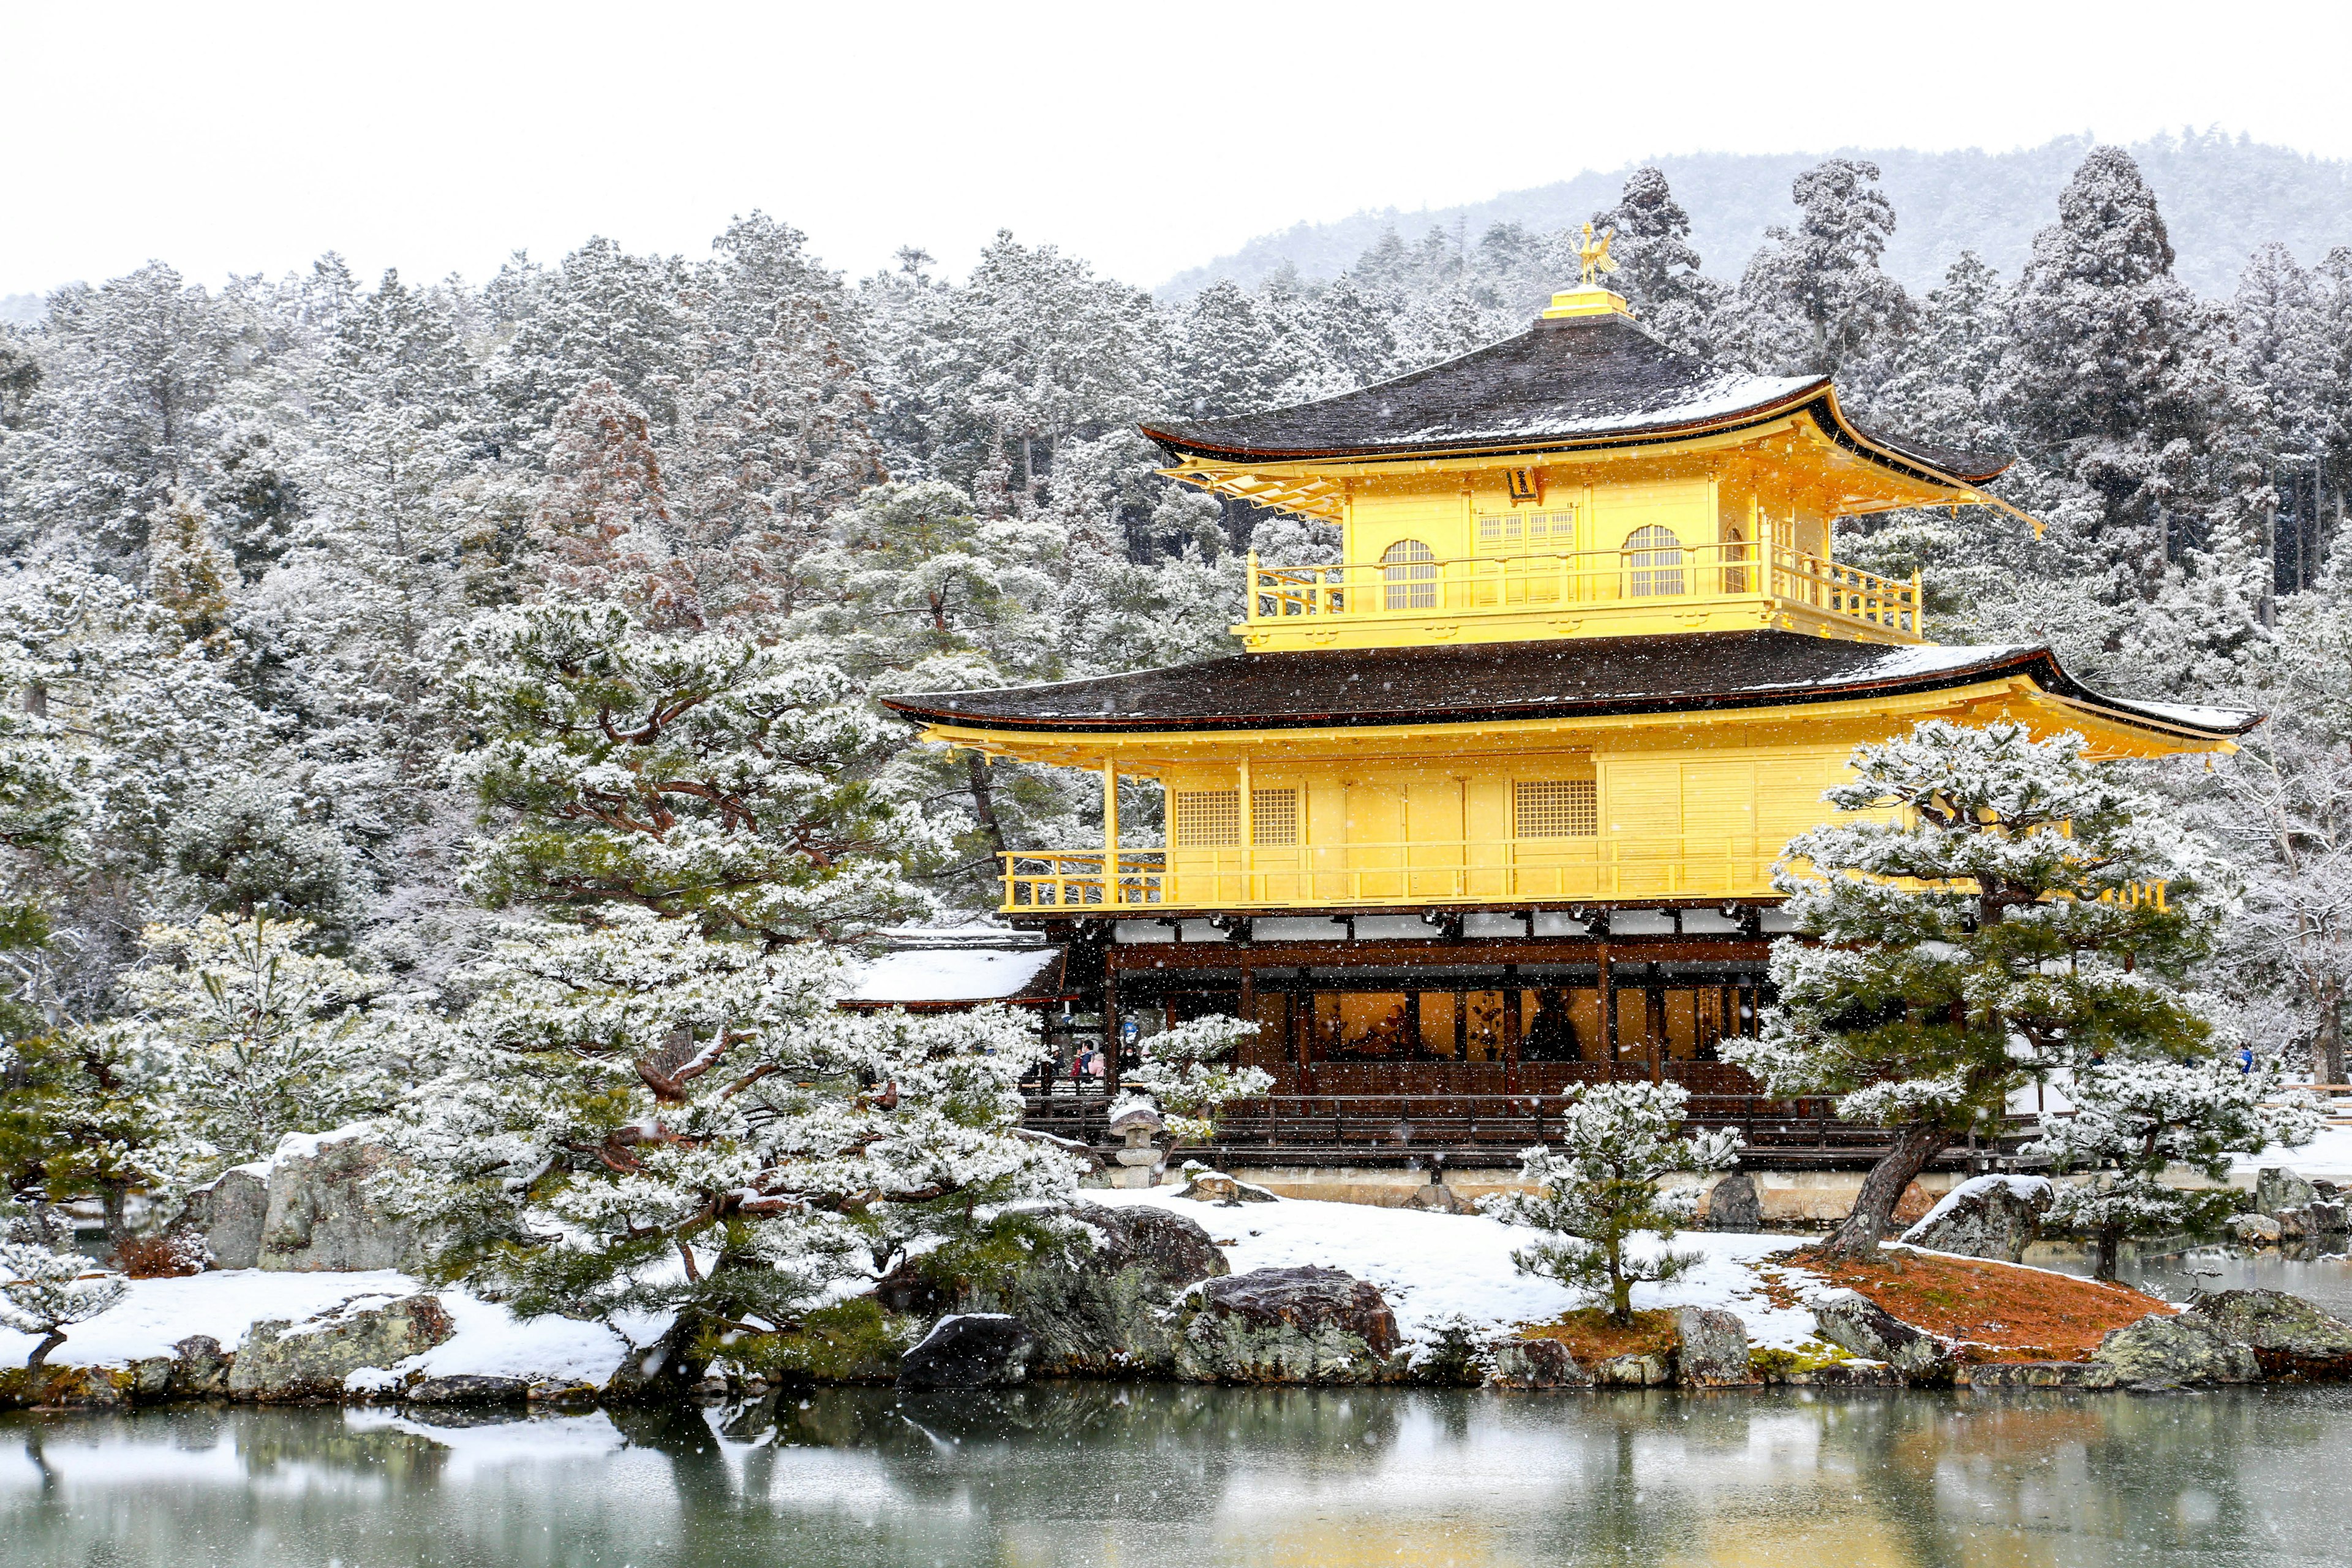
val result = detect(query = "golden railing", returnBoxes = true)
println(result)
[1001,835,1786,912]
[1245,540,1922,639]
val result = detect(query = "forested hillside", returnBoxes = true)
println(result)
[1166,132,2352,301]
[1,144,2348,1313]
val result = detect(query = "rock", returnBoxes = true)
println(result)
[405,1374,530,1405]
[169,1335,233,1396]
[257,1129,429,1272]
[2090,1313,2260,1390]
[880,1202,1229,1378]
[184,1168,270,1270]
[1483,1336,1592,1390]
[1178,1170,1278,1205]
[1777,1361,1903,1387]
[2255,1166,2319,1217]
[1897,1175,2052,1264]
[1809,1291,1958,1384]
[1401,1177,1474,1215]
[1702,1172,1763,1232]
[1675,1306,1758,1386]
[1172,1265,1404,1384]
[2231,1212,2283,1245]
[1962,1360,2122,1389]
[897,1313,1038,1390]
[227,1294,455,1401]
[2274,1202,2349,1238]
[606,1313,716,1406]
[2185,1289,2352,1380]
[1593,1351,1672,1386]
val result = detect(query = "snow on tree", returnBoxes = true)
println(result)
[1588,166,1727,355]
[2002,146,2225,589]
[381,909,1076,1325]
[1109,1014,1270,1174]
[2031,1053,2320,1278]
[84,915,430,1189]
[1480,1081,1738,1324]
[529,378,701,630]
[1729,158,1915,383]
[453,602,949,945]
[143,489,241,650]
[167,777,355,926]
[1726,718,2231,1258]
[0,1238,126,1368]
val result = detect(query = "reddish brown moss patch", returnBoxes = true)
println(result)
[1788,1247,2168,1362]
[1513,1308,1680,1365]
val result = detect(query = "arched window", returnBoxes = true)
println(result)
[1624,525,1685,597]
[1381,538,1438,610]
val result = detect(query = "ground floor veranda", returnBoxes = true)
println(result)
[1017,914,2037,1172]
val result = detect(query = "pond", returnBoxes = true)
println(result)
[6,1384,2350,1567]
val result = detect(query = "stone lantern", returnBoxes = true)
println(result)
[1106,1102,1164,1189]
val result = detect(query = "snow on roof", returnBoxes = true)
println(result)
[843,946,1063,1006]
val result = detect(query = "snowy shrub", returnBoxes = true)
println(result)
[1481,1081,1738,1324]
[2031,1052,2322,1276]
[0,1239,126,1368]
[1118,1014,1271,1151]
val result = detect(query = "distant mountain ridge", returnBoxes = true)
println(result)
[1161,133,2352,301]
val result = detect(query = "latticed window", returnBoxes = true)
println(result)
[1174,790,1241,846]
[1624,524,1686,597]
[1251,787,1300,845]
[1515,778,1597,838]
[1476,508,1576,554]
[1381,538,1438,609]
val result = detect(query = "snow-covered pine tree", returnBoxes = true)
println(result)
[84,915,430,1191]
[2003,146,2222,590]
[1727,718,2229,1257]
[1110,1014,1271,1174]
[2032,1054,2319,1278]
[0,1238,126,1368]
[529,378,701,630]
[1728,159,1914,386]
[382,910,1076,1327]
[1588,167,1727,356]
[1480,1081,1738,1324]
[453,602,948,946]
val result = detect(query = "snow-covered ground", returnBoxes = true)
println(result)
[1092,1188,1824,1352]
[0,1268,646,1389]
[2231,1123,2352,1180]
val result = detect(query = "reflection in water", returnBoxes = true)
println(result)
[2025,1235,2352,1320]
[5,1384,2350,1567]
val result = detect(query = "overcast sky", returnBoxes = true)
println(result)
[10,0,2352,300]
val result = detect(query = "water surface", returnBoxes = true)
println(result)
[7,1383,2350,1567]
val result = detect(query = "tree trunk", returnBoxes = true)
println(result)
[965,752,1007,858]
[98,1182,127,1249]
[1821,1122,1951,1259]
[2093,1224,2124,1283]
[26,1331,66,1370]
[2320,999,2346,1088]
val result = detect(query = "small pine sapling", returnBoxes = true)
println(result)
[1481,1081,1739,1324]
[1110,1016,1272,1178]
[0,1239,127,1368]
[2032,1054,2321,1278]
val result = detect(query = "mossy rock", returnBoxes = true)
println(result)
[712,1299,921,1385]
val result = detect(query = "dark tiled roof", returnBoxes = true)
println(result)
[883,631,2259,739]
[1140,313,2011,486]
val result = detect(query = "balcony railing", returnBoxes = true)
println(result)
[1243,538,1921,641]
[1001,835,1789,912]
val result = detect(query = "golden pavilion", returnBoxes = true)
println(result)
[884,274,2255,1164]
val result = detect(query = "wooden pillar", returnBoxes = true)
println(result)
[1238,965,1259,1080]
[1501,963,1521,1094]
[1101,756,1120,908]
[1102,954,1121,1097]
[1646,979,1666,1085]
[1597,944,1615,1074]
[1237,757,1253,905]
